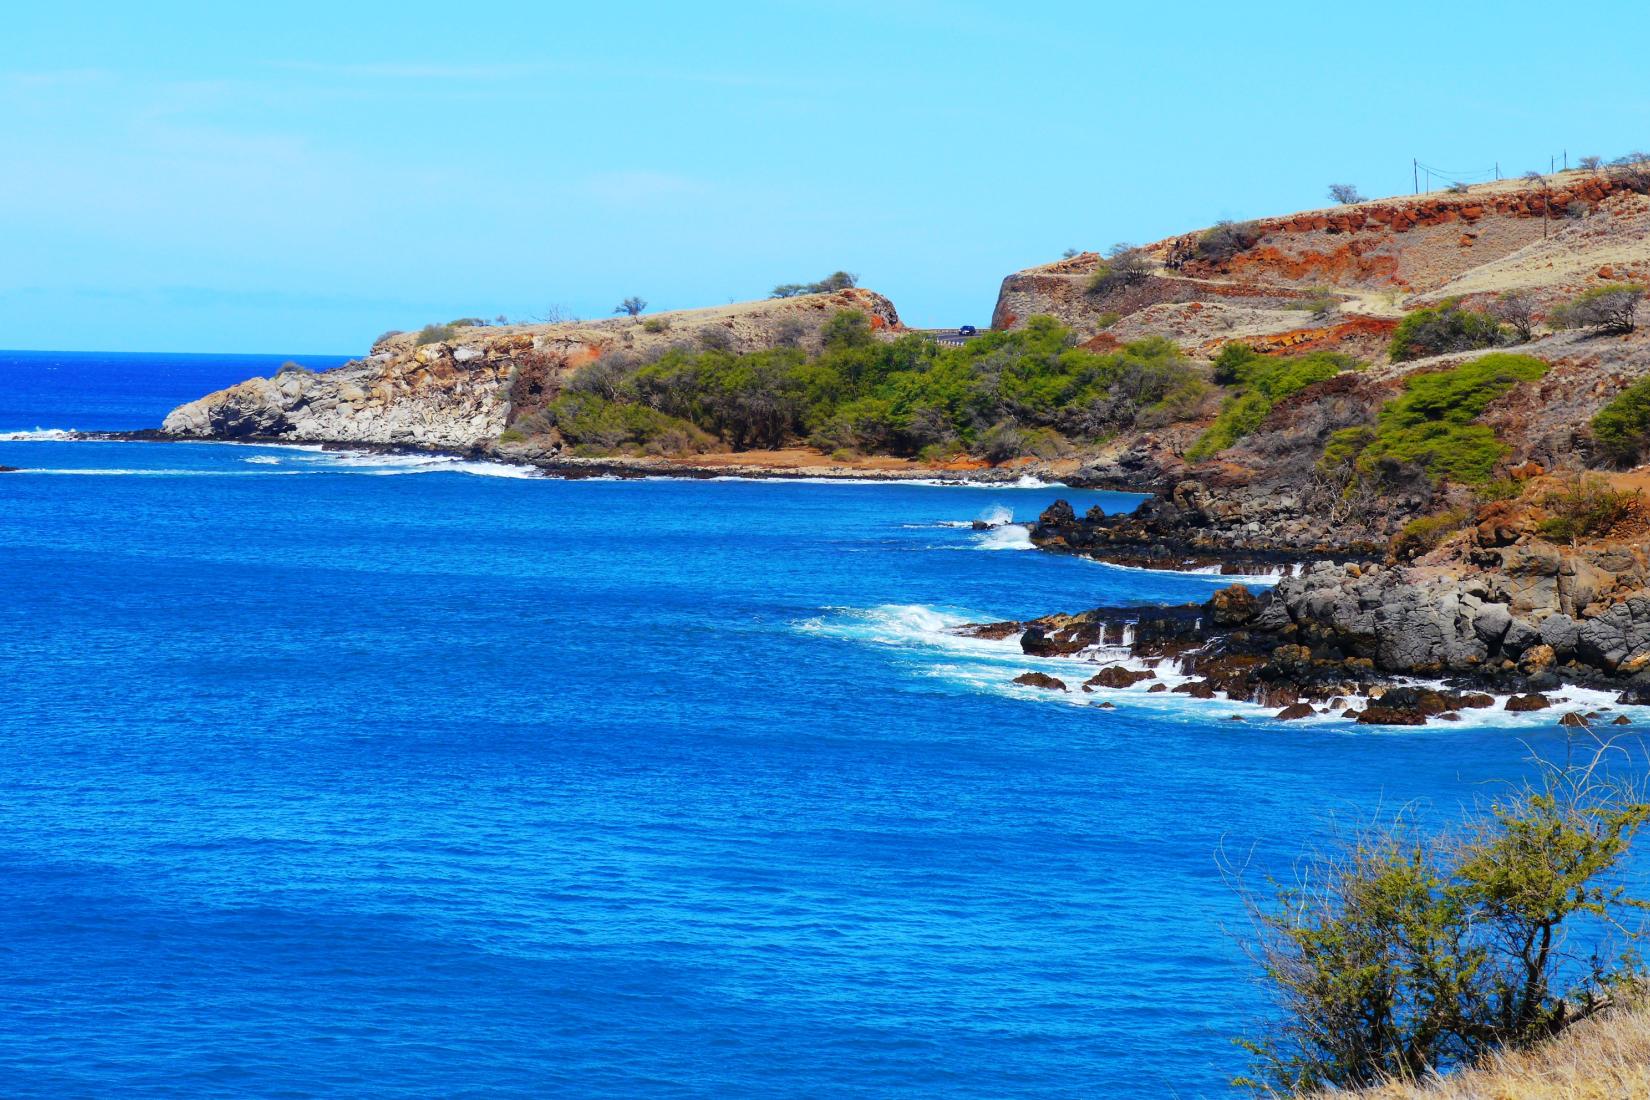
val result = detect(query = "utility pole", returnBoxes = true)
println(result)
[1495,162,1500,181]
[1413,158,1419,195]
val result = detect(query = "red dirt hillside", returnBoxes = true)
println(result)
[992,172,1649,362]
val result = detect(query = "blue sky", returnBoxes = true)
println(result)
[3,1,1647,354]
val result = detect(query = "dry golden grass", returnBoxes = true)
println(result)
[1322,999,1650,1100]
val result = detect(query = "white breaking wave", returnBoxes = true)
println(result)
[702,474,1068,489]
[0,427,77,441]
[283,450,542,479]
[20,468,310,477]
[978,504,1014,526]
[1088,559,1287,586]
[243,455,282,465]
[973,523,1034,551]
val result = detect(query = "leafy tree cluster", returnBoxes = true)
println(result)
[1388,298,1508,362]
[524,313,1208,460]
[1187,343,1361,461]
[1236,749,1649,1094]
[1323,353,1548,485]
[770,271,859,299]
[539,391,715,456]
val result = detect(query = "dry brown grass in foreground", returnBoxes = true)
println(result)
[1325,996,1650,1100]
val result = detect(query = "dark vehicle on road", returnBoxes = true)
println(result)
[958,324,977,336]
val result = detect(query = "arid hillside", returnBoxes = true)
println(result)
[993,171,1649,361]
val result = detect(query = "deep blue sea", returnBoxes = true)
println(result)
[0,349,1632,1097]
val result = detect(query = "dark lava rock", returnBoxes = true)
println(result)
[1147,683,1167,693]
[1013,672,1068,692]
[1558,712,1591,728]
[1275,703,1316,721]
[1098,701,1115,709]
[0,465,18,473]
[1505,693,1551,713]
[1172,680,1216,699]
[1356,706,1428,726]
[1458,693,1495,709]
[1209,584,1261,626]
[1437,711,1462,721]
[1020,618,1101,657]
[1618,684,1650,705]
[959,621,1021,641]
[1354,686,1463,725]
[1613,715,1633,725]
[1083,666,1154,691]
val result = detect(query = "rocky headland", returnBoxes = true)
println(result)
[159,288,907,468]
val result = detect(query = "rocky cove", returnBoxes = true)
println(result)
[147,173,1650,726]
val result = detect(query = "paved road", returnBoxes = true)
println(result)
[913,328,985,347]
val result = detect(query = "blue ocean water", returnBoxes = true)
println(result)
[0,349,1627,1098]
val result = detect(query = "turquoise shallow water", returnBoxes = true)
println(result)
[0,350,1622,1097]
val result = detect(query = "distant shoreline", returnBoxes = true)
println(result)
[80,429,1112,488]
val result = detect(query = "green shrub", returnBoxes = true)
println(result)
[1188,351,1358,460]
[1388,298,1507,362]
[641,316,671,334]
[1551,283,1644,334]
[977,420,1027,463]
[1237,750,1649,1093]
[1330,353,1548,484]
[545,392,716,454]
[446,317,486,328]
[820,309,875,350]
[1211,341,1262,384]
[1095,311,1122,330]
[1591,376,1650,463]
[414,323,457,346]
[275,360,309,375]
[1391,508,1467,559]
[1535,475,1641,543]
[496,428,526,444]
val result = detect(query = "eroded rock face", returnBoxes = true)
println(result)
[163,352,514,447]
[161,290,901,448]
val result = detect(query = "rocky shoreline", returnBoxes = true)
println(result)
[977,496,1650,726]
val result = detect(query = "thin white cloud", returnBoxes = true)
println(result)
[269,61,546,81]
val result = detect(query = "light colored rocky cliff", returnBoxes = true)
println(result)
[162,289,901,446]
